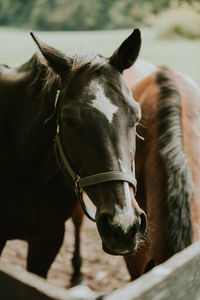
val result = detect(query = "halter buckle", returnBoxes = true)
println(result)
[75,175,81,188]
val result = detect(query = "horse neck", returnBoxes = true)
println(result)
[11,57,61,179]
[24,56,60,124]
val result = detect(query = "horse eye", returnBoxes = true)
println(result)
[128,118,138,128]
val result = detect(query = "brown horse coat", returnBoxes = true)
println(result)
[123,59,200,279]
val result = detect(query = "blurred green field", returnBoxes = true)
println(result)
[0,27,200,84]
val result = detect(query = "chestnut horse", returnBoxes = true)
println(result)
[123,59,200,279]
[0,29,147,285]
[72,59,200,281]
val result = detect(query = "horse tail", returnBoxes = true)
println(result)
[156,66,192,258]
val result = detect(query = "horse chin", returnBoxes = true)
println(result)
[102,243,136,256]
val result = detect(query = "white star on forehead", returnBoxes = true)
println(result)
[89,80,118,123]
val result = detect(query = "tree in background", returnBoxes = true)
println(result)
[30,0,102,30]
[0,0,198,30]
[0,0,34,25]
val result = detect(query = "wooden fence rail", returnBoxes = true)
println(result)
[103,241,200,300]
[0,261,98,300]
[0,241,200,300]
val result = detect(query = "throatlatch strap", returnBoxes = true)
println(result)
[55,132,77,182]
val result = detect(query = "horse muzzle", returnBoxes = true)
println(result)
[96,210,147,256]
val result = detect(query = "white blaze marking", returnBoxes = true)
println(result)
[112,182,135,233]
[89,80,118,123]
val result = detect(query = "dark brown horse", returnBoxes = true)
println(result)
[0,29,147,284]
[71,57,200,282]
[123,59,200,279]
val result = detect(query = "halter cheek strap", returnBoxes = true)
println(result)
[54,125,137,222]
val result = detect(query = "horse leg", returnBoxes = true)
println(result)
[124,247,150,281]
[27,224,64,278]
[0,240,6,256]
[144,259,155,273]
[70,202,84,286]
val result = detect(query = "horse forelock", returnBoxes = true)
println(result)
[156,66,193,257]
[68,50,107,71]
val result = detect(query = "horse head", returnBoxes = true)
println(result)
[31,29,147,256]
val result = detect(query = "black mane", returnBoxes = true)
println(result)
[18,54,60,94]
[17,50,107,95]
[156,66,192,257]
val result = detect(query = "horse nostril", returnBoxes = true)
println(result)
[130,224,138,237]
[139,211,148,234]
[97,212,113,234]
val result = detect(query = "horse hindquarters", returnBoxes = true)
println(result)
[124,67,197,281]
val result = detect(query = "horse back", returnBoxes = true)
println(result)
[0,64,27,88]
[124,58,157,90]
[0,64,28,126]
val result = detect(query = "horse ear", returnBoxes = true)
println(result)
[30,32,72,75]
[110,28,141,73]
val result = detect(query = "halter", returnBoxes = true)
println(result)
[53,90,137,222]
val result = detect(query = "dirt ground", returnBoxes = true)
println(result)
[1,216,131,293]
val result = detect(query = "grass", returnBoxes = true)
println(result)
[0,27,200,84]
